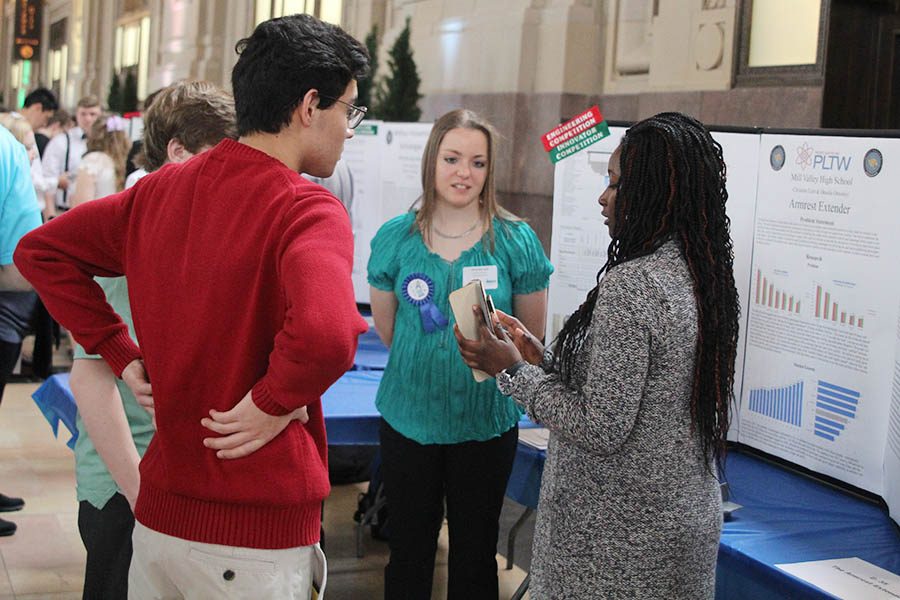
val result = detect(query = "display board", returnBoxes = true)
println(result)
[339,121,433,304]
[378,122,433,223]
[341,121,433,304]
[544,126,625,341]
[885,312,900,522]
[738,134,900,495]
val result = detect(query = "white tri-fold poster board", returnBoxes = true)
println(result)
[378,122,433,220]
[341,121,384,305]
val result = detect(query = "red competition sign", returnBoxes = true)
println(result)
[541,106,604,152]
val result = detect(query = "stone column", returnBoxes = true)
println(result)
[80,0,116,103]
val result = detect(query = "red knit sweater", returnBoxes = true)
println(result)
[15,139,367,548]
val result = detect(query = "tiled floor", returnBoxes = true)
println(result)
[0,382,531,599]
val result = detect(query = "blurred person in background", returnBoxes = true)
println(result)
[18,88,58,134]
[124,88,164,186]
[69,114,133,208]
[42,95,102,216]
[28,109,72,378]
[35,109,71,158]
[0,123,42,536]
[0,111,56,214]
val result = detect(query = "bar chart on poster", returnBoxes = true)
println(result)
[812,380,860,442]
[747,381,804,427]
[753,269,802,314]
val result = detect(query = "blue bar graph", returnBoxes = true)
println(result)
[814,380,859,442]
[748,381,803,426]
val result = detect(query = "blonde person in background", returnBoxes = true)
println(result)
[368,109,553,599]
[68,114,132,208]
[0,112,55,213]
[0,112,40,180]
[67,81,238,600]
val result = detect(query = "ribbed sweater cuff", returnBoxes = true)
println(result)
[95,329,142,377]
[251,380,291,416]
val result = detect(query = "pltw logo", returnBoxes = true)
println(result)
[795,142,852,171]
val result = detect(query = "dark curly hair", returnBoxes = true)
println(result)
[551,112,739,470]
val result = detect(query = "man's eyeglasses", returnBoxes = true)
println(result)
[320,95,367,129]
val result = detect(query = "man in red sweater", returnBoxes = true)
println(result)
[15,14,369,598]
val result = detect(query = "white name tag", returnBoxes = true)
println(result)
[462,265,499,290]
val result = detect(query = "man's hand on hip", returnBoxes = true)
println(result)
[201,390,309,459]
[122,359,154,427]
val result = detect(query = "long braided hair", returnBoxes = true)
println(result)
[551,112,739,469]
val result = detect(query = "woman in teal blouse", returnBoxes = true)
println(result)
[368,109,553,599]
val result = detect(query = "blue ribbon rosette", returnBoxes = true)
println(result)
[402,273,449,334]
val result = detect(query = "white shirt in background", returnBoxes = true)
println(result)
[125,167,148,190]
[42,127,86,211]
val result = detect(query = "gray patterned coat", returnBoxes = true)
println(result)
[498,242,722,599]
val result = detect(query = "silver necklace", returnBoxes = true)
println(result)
[432,220,480,239]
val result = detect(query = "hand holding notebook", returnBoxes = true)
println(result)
[449,279,496,381]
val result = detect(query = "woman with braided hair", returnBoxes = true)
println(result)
[456,112,738,598]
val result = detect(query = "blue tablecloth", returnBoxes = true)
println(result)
[31,320,389,449]
[31,373,78,449]
[321,370,382,445]
[506,440,545,510]
[353,328,389,371]
[502,441,900,599]
[717,450,900,599]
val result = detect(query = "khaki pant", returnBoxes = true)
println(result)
[128,522,327,599]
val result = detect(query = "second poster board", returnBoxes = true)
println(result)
[341,121,434,303]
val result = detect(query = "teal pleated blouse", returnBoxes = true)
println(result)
[368,212,554,444]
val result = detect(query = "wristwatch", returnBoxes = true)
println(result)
[503,361,529,377]
[496,360,529,395]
